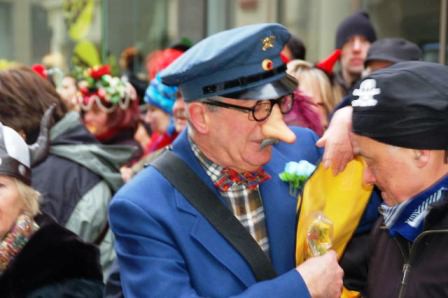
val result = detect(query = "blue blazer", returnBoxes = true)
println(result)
[109,127,322,297]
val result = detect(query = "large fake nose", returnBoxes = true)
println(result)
[261,104,296,144]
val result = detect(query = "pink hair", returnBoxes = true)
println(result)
[283,89,325,136]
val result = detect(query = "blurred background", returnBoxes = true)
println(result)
[0,0,446,75]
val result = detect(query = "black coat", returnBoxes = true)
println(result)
[0,214,103,297]
[342,189,448,298]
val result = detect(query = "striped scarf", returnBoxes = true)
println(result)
[0,214,39,272]
[379,174,448,241]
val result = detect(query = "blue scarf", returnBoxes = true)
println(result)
[379,174,448,242]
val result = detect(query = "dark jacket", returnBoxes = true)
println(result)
[334,71,359,97]
[0,213,103,298]
[342,189,448,298]
[31,112,134,274]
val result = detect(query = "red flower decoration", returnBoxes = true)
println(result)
[31,64,48,79]
[88,65,111,80]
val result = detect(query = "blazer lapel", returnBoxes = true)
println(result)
[260,148,298,274]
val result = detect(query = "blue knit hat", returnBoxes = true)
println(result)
[144,75,177,114]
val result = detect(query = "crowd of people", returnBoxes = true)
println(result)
[0,9,446,298]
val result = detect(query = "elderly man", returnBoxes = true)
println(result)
[334,11,377,95]
[344,61,448,297]
[109,23,343,297]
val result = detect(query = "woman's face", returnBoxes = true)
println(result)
[83,103,109,136]
[299,78,329,129]
[0,176,25,239]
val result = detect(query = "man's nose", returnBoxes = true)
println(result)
[352,37,362,51]
[261,104,296,144]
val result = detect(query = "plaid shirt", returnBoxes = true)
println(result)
[190,139,270,255]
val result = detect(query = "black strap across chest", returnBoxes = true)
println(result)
[151,150,277,281]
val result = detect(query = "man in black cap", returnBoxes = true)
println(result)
[109,23,343,297]
[343,61,448,297]
[334,10,377,95]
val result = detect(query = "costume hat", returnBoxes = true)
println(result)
[160,23,297,101]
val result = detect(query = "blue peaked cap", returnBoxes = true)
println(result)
[159,23,297,102]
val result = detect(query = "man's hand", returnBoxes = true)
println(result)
[296,250,343,298]
[316,106,354,175]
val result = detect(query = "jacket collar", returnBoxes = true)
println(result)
[425,188,448,230]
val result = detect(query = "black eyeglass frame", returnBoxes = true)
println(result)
[202,96,293,122]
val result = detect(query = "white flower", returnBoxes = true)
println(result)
[280,160,316,192]
[284,160,316,177]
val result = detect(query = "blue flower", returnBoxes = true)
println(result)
[279,160,316,193]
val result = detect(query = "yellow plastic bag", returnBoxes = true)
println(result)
[295,157,372,298]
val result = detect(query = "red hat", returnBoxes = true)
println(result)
[315,49,341,76]
[146,48,184,80]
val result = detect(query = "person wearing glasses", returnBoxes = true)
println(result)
[109,23,343,298]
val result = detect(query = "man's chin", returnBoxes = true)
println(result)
[246,156,272,170]
[381,192,398,206]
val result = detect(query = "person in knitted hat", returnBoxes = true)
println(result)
[143,75,178,154]
[334,10,377,96]
[342,61,448,297]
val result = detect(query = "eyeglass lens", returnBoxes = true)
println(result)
[252,96,293,121]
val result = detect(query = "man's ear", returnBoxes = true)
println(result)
[413,149,430,168]
[187,103,209,134]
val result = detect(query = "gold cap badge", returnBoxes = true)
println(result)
[262,35,276,51]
